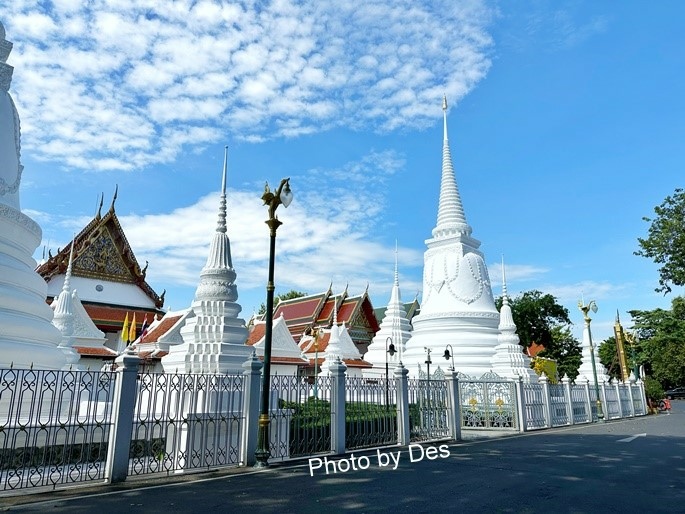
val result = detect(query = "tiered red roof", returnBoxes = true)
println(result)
[268,287,379,349]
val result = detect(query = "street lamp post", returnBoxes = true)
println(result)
[385,337,396,406]
[424,347,432,423]
[578,299,605,423]
[313,329,321,399]
[443,344,455,371]
[255,178,294,468]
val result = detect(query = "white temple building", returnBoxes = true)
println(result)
[363,250,412,378]
[247,314,309,376]
[489,259,538,382]
[49,240,115,371]
[403,96,501,378]
[162,148,252,374]
[0,22,66,370]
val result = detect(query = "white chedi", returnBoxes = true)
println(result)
[489,259,538,382]
[403,96,500,378]
[0,20,66,370]
[363,252,412,377]
[162,148,251,374]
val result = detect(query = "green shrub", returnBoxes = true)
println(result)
[643,376,664,401]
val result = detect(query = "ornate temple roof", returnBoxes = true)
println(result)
[270,286,380,343]
[36,190,164,309]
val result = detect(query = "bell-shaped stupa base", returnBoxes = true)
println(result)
[0,206,67,369]
[403,312,500,379]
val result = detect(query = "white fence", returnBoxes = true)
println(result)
[0,354,648,496]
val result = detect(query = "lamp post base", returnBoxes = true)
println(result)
[254,414,271,468]
[596,400,605,423]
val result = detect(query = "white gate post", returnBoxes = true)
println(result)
[394,363,410,445]
[105,349,141,484]
[329,357,347,454]
[600,380,609,420]
[240,353,263,466]
[540,374,552,428]
[445,369,461,441]
[613,379,624,418]
[562,375,574,425]
[514,376,528,432]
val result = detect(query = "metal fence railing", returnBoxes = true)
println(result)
[408,378,450,442]
[345,377,397,450]
[549,384,570,427]
[0,368,116,492]
[269,375,331,461]
[0,360,649,496]
[129,372,245,476]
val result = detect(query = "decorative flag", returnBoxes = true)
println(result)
[140,315,149,342]
[128,313,137,344]
[121,312,129,344]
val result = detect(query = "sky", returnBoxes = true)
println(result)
[2,0,684,343]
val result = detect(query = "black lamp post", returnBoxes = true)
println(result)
[254,178,293,468]
[578,299,605,423]
[385,337,396,406]
[425,347,432,424]
[443,344,455,371]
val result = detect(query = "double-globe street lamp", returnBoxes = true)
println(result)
[255,178,294,468]
[578,299,605,423]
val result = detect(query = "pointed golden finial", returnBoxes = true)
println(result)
[96,193,103,219]
[109,185,118,212]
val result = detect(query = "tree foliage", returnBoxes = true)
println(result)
[598,336,622,381]
[495,290,572,349]
[629,296,685,388]
[635,188,685,294]
[539,325,582,381]
[258,290,307,315]
[495,290,581,379]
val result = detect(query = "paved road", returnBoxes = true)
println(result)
[4,403,684,513]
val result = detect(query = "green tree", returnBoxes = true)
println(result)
[495,290,572,349]
[635,188,685,294]
[495,290,581,379]
[258,290,307,315]
[598,336,621,381]
[629,296,685,388]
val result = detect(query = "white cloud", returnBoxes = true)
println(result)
[3,0,494,171]
[33,149,423,308]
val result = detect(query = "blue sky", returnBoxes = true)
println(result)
[3,1,683,343]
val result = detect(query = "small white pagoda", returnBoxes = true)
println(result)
[319,307,367,377]
[0,21,66,370]
[403,97,501,378]
[363,250,412,378]
[489,259,538,382]
[162,148,252,374]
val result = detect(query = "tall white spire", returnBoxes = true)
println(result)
[433,94,471,240]
[403,96,500,378]
[490,257,537,381]
[51,239,82,368]
[163,146,251,374]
